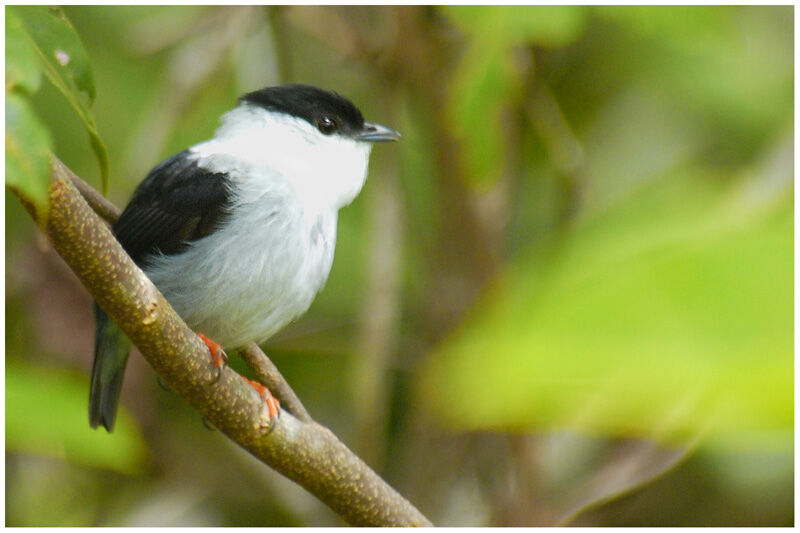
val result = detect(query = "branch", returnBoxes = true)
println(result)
[15,157,432,527]
[67,173,314,424]
[68,172,120,223]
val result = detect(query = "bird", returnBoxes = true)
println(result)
[90,83,400,432]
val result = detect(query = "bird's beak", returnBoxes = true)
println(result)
[358,122,401,143]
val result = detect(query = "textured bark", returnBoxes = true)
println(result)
[15,157,431,527]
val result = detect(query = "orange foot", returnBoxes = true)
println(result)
[197,333,227,382]
[241,376,281,421]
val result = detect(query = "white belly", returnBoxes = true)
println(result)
[144,183,337,348]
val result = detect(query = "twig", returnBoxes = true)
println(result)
[69,173,120,224]
[15,156,432,527]
[240,342,312,423]
[554,437,700,526]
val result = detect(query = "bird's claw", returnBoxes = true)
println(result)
[196,334,279,430]
[241,376,281,426]
[197,333,227,383]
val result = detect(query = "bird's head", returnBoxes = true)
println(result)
[205,84,399,215]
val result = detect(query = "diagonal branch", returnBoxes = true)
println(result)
[67,172,314,423]
[14,157,432,527]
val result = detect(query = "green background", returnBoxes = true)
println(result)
[5,5,793,526]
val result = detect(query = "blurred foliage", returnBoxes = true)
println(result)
[422,172,792,449]
[6,362,148,475]
[444,6,588,186]
[5,5,793,526]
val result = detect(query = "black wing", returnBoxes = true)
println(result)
[113,150,233,265]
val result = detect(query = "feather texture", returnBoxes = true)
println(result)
[113,150,233,265]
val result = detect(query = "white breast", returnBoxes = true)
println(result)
[145,167,338,349]
[142,104,371,348]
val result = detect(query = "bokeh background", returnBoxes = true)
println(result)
[6,5,793,526]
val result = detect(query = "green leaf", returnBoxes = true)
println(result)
[6,10,41,95]
[6,93,52,220]
[420,173,793,452]
[10,5,109,193]
[9,5,95,101]
[6,362,148,475]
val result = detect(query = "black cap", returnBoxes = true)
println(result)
[240,84,367,138]
[240,84,399,142]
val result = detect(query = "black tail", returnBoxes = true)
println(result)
[89,303,132,432]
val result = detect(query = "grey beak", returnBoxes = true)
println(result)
[358,122,401,142]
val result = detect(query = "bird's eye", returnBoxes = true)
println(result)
[316,116,338,135]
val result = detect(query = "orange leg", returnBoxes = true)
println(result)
[197,333,228,369]
[197,333,228,383]
[196,333,279,420]
[241,376,281,420]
